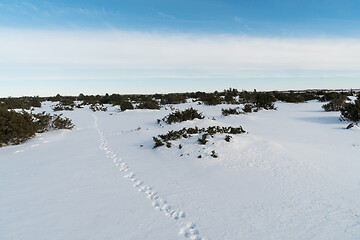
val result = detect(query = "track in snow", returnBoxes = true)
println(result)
[92,114,207,240]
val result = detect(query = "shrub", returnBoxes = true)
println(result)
[152,137,164,149]
[152,125,246,149]
[211,150,218,158]
[162,107,204,124]
[0,108,36,146]
[137,98,160,110]
[243,104,252,113]
[0,108,74,147]
[197,93,221,105]
[341,98,360,122]
[0,97,43,109]
[90,103,107,112]
[273,91,318,103]
[319,92,349,102]
[254,92,276,109]
[158,94,187,105]
[322,99,346,112]
[53,104,74,111]
[119,101,134,111]
[197,134,208,145]
[225,135,232,142]
[50,114,74,130]
[221,108,242,116]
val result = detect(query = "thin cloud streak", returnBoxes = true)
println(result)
[0,29,360,82]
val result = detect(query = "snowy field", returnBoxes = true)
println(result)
[1,100,360,240]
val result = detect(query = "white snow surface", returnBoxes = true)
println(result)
[1,100,360,240]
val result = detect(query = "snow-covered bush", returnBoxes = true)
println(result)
[53,103,74,111]
[341,98,360,123]
[90,103,107,112]
[152,126,246,148]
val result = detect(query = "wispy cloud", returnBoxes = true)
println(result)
[157,11,176,20]
[0,1,39,14]
[233,16,242,23]
[0,29,359,94]
[21,1,38,11]
[0,1,112,18]
[233,16,251,30]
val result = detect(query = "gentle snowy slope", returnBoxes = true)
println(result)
[1,101,360,240]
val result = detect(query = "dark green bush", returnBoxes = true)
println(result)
[222,107,242,116]
[273,91,317,103]
[162,107,204,124]
[89,103,107,112]
[153,125,246,148]
[211,150,218,158]
[137,99,160,110]
[0,97,42,109]
[0,108,74,147]
[158,93,187,105]
[254,92,276,109]
[225,135,232,142]
[0,108,36,146]
[322,99,347,112]
[319,92,349,102]
[119,101,134,111]
[198,134,208,145]
[341,98,360,122]
[197,93,221,105]
[53,103,74,111]
[152,137,164,149]
[243,104,252,113]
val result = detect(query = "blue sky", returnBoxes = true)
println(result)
[2,0,360,36]
[1,0,360,96]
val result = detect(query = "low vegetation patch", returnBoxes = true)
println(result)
[197,134,208,145]
[137,100,160,110]
[322,99,347,112]
[0,97,42,109]
[341,96,360,123]
[243,104,253,113]
[53,103,74,111]
[221,107,243,116]
[0,107,74,147]
[152,125,246,148]
[319,92,350,102]
[160,107,204,124]
[89,103,108,112]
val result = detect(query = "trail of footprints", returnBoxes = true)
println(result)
[93,115,207,240]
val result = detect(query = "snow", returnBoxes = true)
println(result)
[1,100,360,240]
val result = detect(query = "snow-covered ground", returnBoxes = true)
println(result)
[1,100,360,240]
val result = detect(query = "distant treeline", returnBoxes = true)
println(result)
[1,88,359,122]
[1,88,357,109]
